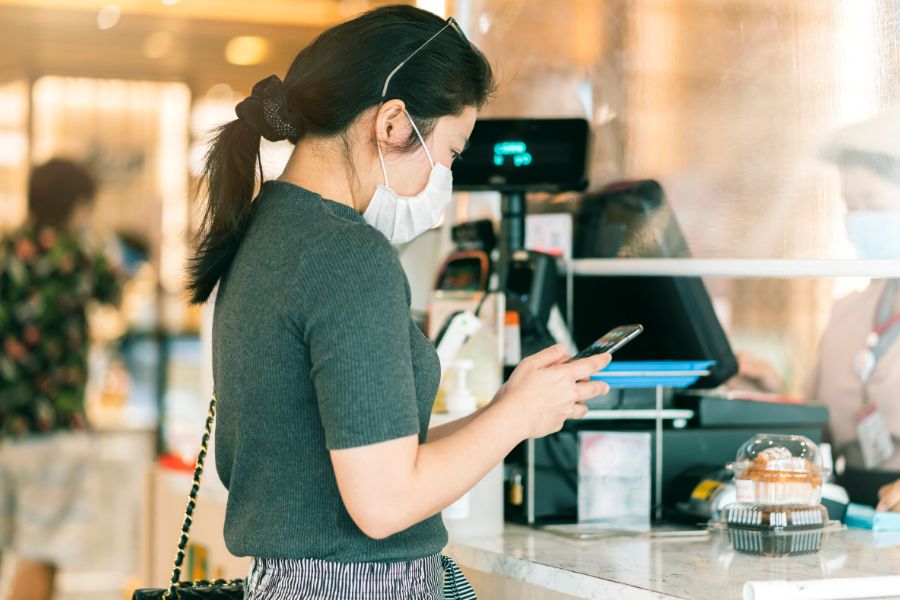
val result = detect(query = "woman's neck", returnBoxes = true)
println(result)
[279,138,369,213]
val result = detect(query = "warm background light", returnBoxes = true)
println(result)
[0,0,348,27]
[415,0,446,18]
[96,2,120,29]
[142,30,173,59]
[0,80,29,229]
[224,35,272,66]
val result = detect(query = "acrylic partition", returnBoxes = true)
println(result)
[448,0,900,398]
[459,0,900,259]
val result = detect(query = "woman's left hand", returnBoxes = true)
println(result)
[877,479,900,511]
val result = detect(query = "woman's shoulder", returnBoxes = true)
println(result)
[828,281,884,323]
[279,218,411,318]
[304,218,400,276]
[246,181,406,303]
[256,181,394,257]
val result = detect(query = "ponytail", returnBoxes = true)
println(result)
[186,5,494,304]
[186,76,299,304]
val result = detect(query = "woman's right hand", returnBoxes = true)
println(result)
[493,344,612,440]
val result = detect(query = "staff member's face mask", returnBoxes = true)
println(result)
[363,110,453,245]
[846,212,900,259]
[841,165,900,259]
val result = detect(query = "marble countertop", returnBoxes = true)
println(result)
[446,524,900,600]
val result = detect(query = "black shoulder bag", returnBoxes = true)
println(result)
[133,394,246,600]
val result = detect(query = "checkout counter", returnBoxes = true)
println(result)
[444,524,900,600]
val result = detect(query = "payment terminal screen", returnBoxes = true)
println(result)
[451,118,589,192]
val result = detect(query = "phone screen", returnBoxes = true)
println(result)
[569,324,644,361]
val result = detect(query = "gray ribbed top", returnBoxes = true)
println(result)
[212,180,446,562]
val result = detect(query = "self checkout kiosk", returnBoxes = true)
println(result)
[432,118,832,528]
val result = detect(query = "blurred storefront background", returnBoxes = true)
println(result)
[0,1,898,598]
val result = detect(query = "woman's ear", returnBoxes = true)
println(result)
[375,99,412,148]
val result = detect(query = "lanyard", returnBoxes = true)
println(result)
[855,280,900,390]
[869,312,900,343]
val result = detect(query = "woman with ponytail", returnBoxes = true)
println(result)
[192,6,610,598]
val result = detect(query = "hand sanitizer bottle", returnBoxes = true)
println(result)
[442,357,504,538]
[445,360,477,416]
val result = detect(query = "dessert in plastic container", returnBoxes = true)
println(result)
[725,526,827,557]
[710,504,838,556]
[713,505,837,556]
[720,503,829,531]
[728,434,825,506]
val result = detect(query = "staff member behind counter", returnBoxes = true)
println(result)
[184,6,610,599]
[738,108,900,512]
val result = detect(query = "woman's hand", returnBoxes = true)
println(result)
[877,478,900,511]
[332,344,609,539]
[493,344,611,440]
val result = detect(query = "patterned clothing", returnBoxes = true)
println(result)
[245,553,477,599]
[0,225,120,437]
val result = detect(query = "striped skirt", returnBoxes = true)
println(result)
[245,552,477,599]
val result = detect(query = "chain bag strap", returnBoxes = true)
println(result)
[148,392,244,600]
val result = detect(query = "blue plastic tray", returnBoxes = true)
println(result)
[589,360,716,389]
[845,502,900,532]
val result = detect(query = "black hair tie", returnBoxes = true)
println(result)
[235,75,300,143]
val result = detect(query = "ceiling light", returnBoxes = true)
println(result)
[161,0,181,5]
[478,14,491,34]
[224,36,271,66]
[416,0,446,18]
[97,4,121,30]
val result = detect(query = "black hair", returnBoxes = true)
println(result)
[186,4,494,304]
[837,148,900,185]
[28,158,97,230]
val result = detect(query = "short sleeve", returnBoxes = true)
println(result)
[290,225,420,450]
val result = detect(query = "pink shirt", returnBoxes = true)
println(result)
[807,280,900,468]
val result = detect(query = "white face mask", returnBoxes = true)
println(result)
[845,211,900,259]
[363,110,453,244]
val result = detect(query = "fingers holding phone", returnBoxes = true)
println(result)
[493,325,642,440]
[493,345,607,439]
[568,324,644,362]
[566,352,612,382]
[561,323,643,400]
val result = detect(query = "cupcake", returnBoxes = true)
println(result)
[730,435,825,506]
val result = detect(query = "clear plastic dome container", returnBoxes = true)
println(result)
[728,434,825,506]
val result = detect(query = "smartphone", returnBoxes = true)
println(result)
[568,324,644,362]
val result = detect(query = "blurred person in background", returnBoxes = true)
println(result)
[0,158,121,600]
[736,109,900,512]
[811,109,900,512]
